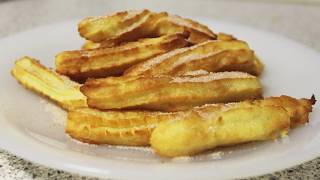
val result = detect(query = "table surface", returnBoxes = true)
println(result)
[1,0,320,179]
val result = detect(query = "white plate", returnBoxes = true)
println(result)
[0,18,319,180]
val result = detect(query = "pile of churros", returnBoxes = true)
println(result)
[11,9,315,157]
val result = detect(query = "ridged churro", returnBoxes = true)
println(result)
[150,95,315,157]
[66,96,314,147]
[78,9,216,44]
[124,40,263,76]
[11,57,87,110]
[81,72,262,111]
[56,33,188,82]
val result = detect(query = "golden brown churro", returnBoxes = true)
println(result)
[78,9,216,45]
[56,33,188,82]
[124,40,263,77]
[80,72,263,111]
[150,95,315,157]
[66,96,314,147]
[11,57,87,110]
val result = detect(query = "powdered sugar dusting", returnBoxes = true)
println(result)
[171,71,254,83]
[193,103,221,109]
[41,100,67,126]
[140,47,190,71]
[171,156,193,162]
[183,70,209,76]
[171,53,211,68]
[171,151,224,162]
[117,11,150,36]
[208,151,224,159]
[59,74,81,88]
[85,10,149,40]
[86,10,142,22]
[110,145,154,153]
[137,41,213,72]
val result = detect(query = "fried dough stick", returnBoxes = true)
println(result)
[78,10,153,44]
[81,32,237,50]
[11,57,87,110]
[66,108,172,146]
[151,105,290,157]
[56,33,188,82]
[150,95,315,157]
[124,40,263,76]
[154,13,216,44]
[80,72,263,111]
[78,9,216,45]
[82,32,238,50]
[66,96,314,146]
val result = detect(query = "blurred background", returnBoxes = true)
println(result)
[0,0,319,51]
[0,0,320,179]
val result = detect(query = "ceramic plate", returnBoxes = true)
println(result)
[0,18,319,179]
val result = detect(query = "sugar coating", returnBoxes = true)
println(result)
[183,70,209,76]
[171,71,254,83]
[41,100,67,126]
